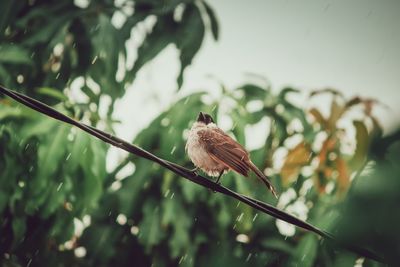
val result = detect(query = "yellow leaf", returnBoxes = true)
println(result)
[309,108,326,127]
[281,142,311,186]
[328,98,345,130]
[335,157,350,194]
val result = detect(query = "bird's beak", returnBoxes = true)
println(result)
[197,112,206,122]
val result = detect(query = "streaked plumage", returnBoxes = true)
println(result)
[186,112,278,198]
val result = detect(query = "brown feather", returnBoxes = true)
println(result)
[198,129,250,176]
[198,127,278,198]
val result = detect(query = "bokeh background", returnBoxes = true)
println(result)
[0,0,399,266]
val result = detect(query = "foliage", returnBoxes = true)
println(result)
[0,0,217,265]
[1,1,399,267]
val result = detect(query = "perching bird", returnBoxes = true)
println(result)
[186,111,278,198]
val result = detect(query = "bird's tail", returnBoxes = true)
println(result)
[249,161,278,198]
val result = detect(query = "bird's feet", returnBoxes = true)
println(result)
[190,167,199,176]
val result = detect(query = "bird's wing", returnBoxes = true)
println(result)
[198,128,250,176]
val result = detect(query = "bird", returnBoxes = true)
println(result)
[185,111,278,198]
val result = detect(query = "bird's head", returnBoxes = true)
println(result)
[197,112,215,125]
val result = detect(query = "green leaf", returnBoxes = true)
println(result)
[11,216,26,248]
[238,84,268,101]
[175,4,205,89]
[202,1,219,40]
[0,0,18,37]
[289,233,318,267]
[0,45,33,65]
[261,238,294,255]
[162,197,191,258]
[67,130,90,171]
[126,15,176,82]
[23,12,76,45]
[278,87,299,100]
[34,123,70,196]
[36,87,68,101]
[138,200,166,252]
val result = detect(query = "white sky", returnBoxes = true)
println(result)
[110,0,400,167]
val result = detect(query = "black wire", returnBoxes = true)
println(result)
[0,84,384,263]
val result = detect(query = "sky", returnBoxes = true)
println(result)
[110,0,400,166]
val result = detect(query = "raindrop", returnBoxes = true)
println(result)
[237,212,244,222]
[236,201,241,208]
[245,253,252,262]
[27,258,32,267]
[65,153,71,161]
[301,254,306,261]
[29,166,34,172]
[24,143,30,150]
[170,146,176,155]
[164,189,170,198]
[55,73,60,79]
[57,182,63,191]
[92,55,97,65]
[231,122,237,130]
[252,213,258,222]
[232,224,237,230]
[211,105,217,111]
[170,192,175,199]
[183,97,190,105]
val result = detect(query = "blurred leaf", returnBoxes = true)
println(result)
[309,88,344,98]
[281,142,311,185]
[309,108,326,128]
[328,98,344,130]
[318,137,336,166]
[0,45,33,65]
[349,120,369,171]
[335,157,349,193]
[238,84,268,101]
[0,0,14,36]
[11,216,26,248]
[261,238,294,255]
[23,12,75,45]
[138,200,166,252]
[202,1,219,40]
[36,124,70,180]
[36,87,68,101]
[176,4,205,88]
[278,87,299,100]
[289,233,318,267]
[127,15,176,82]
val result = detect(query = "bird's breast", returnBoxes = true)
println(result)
[186,126,226,177]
